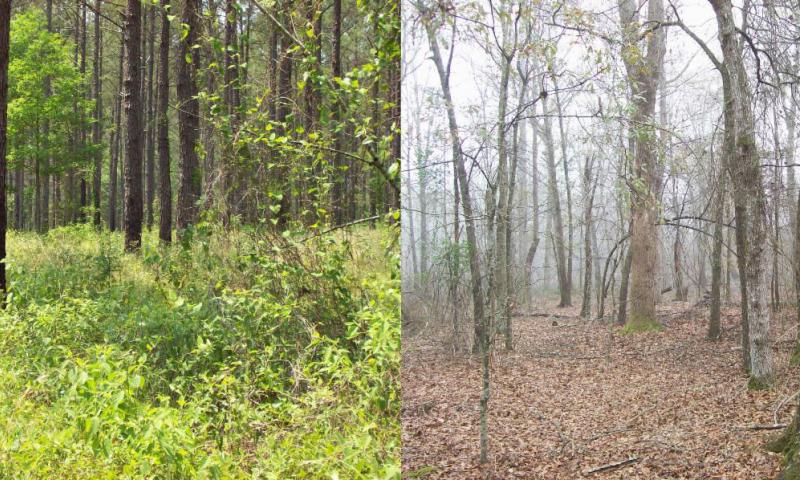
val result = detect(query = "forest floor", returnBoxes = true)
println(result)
[402,299,800,479]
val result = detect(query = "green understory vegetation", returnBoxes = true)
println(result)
[0,224,400,479]
[619,321,663,335]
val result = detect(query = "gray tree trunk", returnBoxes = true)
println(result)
[542,94,570,307]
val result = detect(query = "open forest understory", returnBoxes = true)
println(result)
[402,0,800,476]
[403,301,797,479]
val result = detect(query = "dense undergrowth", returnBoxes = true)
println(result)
[0,223,400,479]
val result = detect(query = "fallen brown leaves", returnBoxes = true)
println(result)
[402,302,800,479]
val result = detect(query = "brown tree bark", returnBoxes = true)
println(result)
[109,39,124,232]
[223,0,241,219]
[331,0,344,224]
[709,173,724,340]
[79,2,88,222]
[42,0,52,231]
[275,24,293,228]
[0,0,8,303]
[92,0,103,228]
[618,0,665,329]
[201,0,219,211]
[617,245,633,325]
[158,0,172,243]
[145,5,156,229]
[123,0,143,251]
[176,0,201,231]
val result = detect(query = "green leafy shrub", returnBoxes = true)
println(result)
[0,224,400,478]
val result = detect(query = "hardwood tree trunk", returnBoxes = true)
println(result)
[542,94,570,307]
[618,0,665,329]
[581,156,597,318]
[493,52,511,349]
[711,0,772,387]
[617,245,633,325]
[709,173,724,340]
[553,76,573,298]
[421,11,486,355]
[524,106,540,303]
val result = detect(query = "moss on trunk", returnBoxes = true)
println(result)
[766,408,800,479]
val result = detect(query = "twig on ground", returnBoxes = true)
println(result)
[583,457,640,475]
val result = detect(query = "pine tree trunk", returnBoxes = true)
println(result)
[145,6,156,229]
[201,0,219,211]
[176,0,201,232]
[92,0,103,228]
[331,0,344,224]
[79,2,88,223]
[275,26,293,228]
[0,0,8,303]
[123,0,143,251]
[157,0,172,243]
[42,0,52,232]
[109,39,124,232]
[223,0,242,220]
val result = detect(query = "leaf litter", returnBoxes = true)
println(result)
[402,302,799,479]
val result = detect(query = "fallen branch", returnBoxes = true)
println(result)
[519,312,575,319]
[774,388,800,425]
[734,423,787,431]
[301,215,381,242]
[583,457,639,475]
